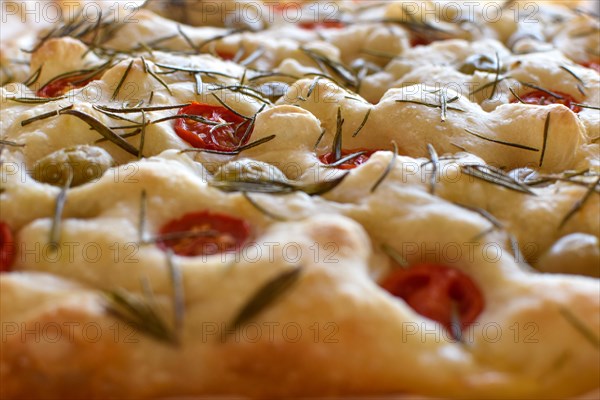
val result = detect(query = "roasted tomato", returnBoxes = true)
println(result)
[319,149,377,170]
[512,90,581,113]
[0,222,15,272]
[409,34,433,47]
[215,50,235,60]
[381,264,484,339]
[157,211,250,257]
[36,74,99,98]
[174,102,252,151]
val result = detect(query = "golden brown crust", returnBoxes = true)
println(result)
[1,0,599,398]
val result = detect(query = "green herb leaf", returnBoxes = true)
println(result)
[227,267,303,335]
[59,109,139,156]
[559,176,600,229]
[381,243,409,268]
[464,128,539,152]
[104,285,178,345]
[352,108,371,138]
[111,60,134,101]
[462,164,535,195]
[49,166,73,249]
[539,112,551,167]
[371,141,398,193]
[559,307,600,350]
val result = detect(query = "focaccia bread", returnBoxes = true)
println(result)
[1,1,599,398]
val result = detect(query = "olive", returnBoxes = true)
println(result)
[459,54,499,75]
[32,145,114,187]
[215,159,288,184]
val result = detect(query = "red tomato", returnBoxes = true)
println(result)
[513,90,581,113]
[409,35,433,47]
[157,211,250,257]
[36,74,98,98]
[174,102,252,151]
[215,50,235,60]
[319,149,376,170]
[381,264,484,338]
[0,222,15,272]
[580,60,600,74]
[298,20,346,30]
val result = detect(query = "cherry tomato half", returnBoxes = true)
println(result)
[36,74,99,98]
[157,211,250,257]
[298,20,346,30]
[174,102,252,152]
[0,222,15,272]
[216,50,235,61]
[381,264,484,338]
[319,149,377,170]
[409,34,433,47]
[513,90,581,113]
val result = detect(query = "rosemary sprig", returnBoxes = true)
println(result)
[314,128,326,151]
[111,60,134,101]
[5,96,66,104]
[240,46,265,67]
[462,164,535,195]
[154,62,238,79]
[104,282,178,345]
[571,103,600,110]
[179,134,275,156]
[381,243,408,268]
[426,144,439,194]
[300,47,357,88]
[22,65,43,86]
[243,192,288,221]
[138,190,147,243]
[440,92,448,122]
[177,24,198,51]
[509,86,525,103]
[195,29,244,52]
[323,151,367,168]
[141,57,173,95]
[49,166,73,249]
[305,76,321,100]
[0,139,25,147]
[488,52,502,100]
[560,65,586,96]
[21,105,74,127]
[210,93,251,119]
[210,172,348,196]
[371,141,398,193]
[464,128,539,152]
[332,107,344,161]
[95,104,191,113]
[539,112,551,167]
[395,99,464,113]
[138,111,147,158]
[558,176,600,229]
[59,109,139,156]
[469,76,509,96]
[94,129,141,144]
[559,307,600,350]
[166,249,185,338]
[352,109,371,138]
[519,82,564,99]
[226,267,303,336]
